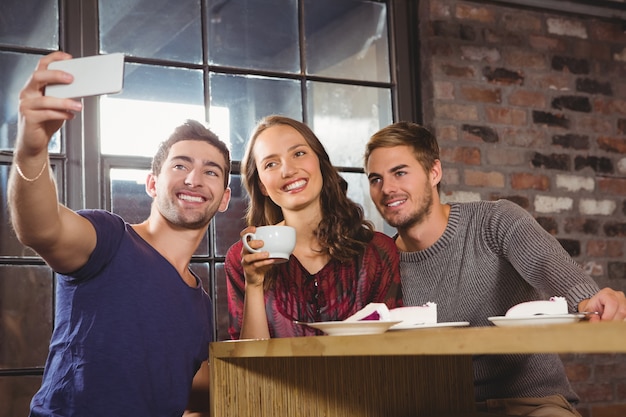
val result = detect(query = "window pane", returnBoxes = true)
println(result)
[214,175,247,257]
[307,81,392,167]
[110,168,152,224]
[189,262,211,297]
[109,168,210,255]
[209,73,302,161]
[340,171,390,236]
[207,0,299,72]
[0,163,56,257]
[214,263,229,341]
[304,0,389,82]
[0,375,43,417]
[0,0,58,49]
[99,0,202,64]
[100,63,205,157]
[0,265,53,369]
[0,53,61,152]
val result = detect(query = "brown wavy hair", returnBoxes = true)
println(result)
[242,115,374,262]
[364,121,441,193]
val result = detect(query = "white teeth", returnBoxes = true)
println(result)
[387,200,404,207]
[285,180,306,191]
[179,194,203,203]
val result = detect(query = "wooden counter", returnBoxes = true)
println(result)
[209,321,626,417]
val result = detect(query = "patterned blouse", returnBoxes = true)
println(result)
[225,231,402,338]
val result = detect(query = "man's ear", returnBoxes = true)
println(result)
[431,159,443,188]
[146,173,157,197]
[218,187,231,212]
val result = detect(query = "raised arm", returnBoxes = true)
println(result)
[8,51,96,273]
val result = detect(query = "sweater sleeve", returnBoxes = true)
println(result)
[483,199,599,311]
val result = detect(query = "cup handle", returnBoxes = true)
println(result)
[242,232,261,253]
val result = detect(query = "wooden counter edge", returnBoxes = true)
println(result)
[211,321,626,358]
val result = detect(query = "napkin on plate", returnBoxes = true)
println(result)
[344,302,438,326]
[505,296,568,318]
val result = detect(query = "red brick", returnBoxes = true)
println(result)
[564,361,592,382]
[501,13,542,32]
[505,50,547,69]
[598,136,626,154]
[499,127,547,148]
[435,102,479,121]
[587,240,624,258]
[455,3,495,23]
[429,1,451,19]
[618,381,626,400]
[598,178,626,196]
[510,172,550,190]
[461,86,501,103]
[485,106,527,125]
[509,90,546,108]
[529,35,564,51]
[575,383,614,402]
[435,125,459,141]
[594,362,626,381]
[441,146,481,165]
[464,170,505,187]
[577,116,614,135]
[589,21,626,43]
[440,64,476,78]
[486,149,526,166]
[434,81,455,99]
[529,73,573,91]
[589,404,626,417]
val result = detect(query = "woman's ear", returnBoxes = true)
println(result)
[259,181,268,196]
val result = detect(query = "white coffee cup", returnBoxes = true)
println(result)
[242,225,296,263]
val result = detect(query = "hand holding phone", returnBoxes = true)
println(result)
[45,53,125,99]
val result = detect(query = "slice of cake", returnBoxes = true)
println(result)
[505,296,568,318]
[389,302,437,325]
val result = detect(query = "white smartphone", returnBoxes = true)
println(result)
[45,53,125,99]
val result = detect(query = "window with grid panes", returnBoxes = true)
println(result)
[0,1,409,414]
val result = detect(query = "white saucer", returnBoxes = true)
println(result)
[296,320,402,336]
[389,321,470,331]
[488,314,585,327]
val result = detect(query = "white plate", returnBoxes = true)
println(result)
[296,320,402,336]
[488,314,585,327]
[389,321,470,331]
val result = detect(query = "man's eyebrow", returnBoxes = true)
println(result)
[367,163,409,180]
[171,155,225,175]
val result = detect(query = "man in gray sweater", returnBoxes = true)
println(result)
[363,121,626,417]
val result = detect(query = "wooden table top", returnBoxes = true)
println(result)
[211,320,626,358]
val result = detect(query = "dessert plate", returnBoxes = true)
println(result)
[389,321,470,331]
[296,320,401,336]
[488,314,586,327]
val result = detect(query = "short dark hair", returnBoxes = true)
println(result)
[151,120,231,188]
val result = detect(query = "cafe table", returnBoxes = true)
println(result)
[209,321,626,417]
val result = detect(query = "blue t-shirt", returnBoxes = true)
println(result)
[30,210,213,417]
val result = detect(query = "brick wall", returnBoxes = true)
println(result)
[418,1,626,415]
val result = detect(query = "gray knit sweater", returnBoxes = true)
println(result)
[399,199,600,403]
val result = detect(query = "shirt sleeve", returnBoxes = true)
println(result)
[224,240,245,340]
[362,232,403,309]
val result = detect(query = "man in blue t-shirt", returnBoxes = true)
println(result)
[8,51,232,417]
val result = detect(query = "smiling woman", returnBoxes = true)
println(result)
[224,115,402,341]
